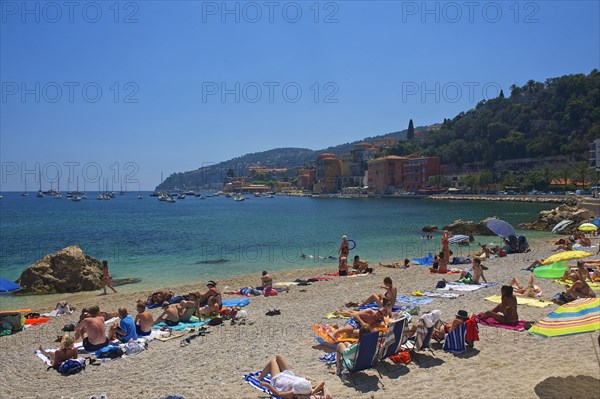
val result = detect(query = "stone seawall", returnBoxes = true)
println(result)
[427,194,579,206]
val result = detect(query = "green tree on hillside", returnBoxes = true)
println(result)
[478,172,494,192]
[573,162,590,190]
[407,119,415,140]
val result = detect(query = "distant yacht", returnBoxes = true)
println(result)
[137,194,143,199]
[234,193,245,202]
[37,190,44,198]
[72,196,82,202]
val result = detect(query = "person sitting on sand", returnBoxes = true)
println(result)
[554,274,596,304]
[75,305,110,351]
[552,240,573,252]
[198,296,220,318]
[199,281,222,308]
[256,354,331,399]
[100,260,117,295]
[110,307,138,343]
[330,308,386,341]
[330,325,372,376]
[429,251,448,274]
[576,233,592,247]
[406,310,441,339]
[510,274,541,297]
[352,255,372,273]
[260,271,273,289]
[145,290,174,306]
[134,301,154,336]
[154,302,180,326]
[38,334,78,369]
[481,286,518,326]
[560,261,593,283]
[592,264,600,282]
[448,258,487,284]
[360,277,396,309]
[378,258,410,269]
[338,256,349,277]
[177,292,200,322]
[524,258,545,272]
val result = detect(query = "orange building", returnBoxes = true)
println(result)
[314,153,342,193]
[297,168,315,190]
[367,156,441,193]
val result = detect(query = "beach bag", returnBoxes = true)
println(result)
[208,317,223,326]
[125,340,145,355]
[58,358,86,375]
[62,323,76,332]
[390,350,411,364]
[95,346,124,359]
[518,235,529,253]
[264,287,278,297]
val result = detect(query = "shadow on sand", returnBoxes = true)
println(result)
[534,375,600,399]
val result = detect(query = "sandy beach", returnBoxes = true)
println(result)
[1,244,599,399]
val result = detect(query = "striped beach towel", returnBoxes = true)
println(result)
[244,371,283,399]
[443,323,467,354]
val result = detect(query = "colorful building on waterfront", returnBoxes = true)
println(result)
[367,155,441,193]
[314,153,342,193]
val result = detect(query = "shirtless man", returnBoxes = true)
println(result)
[177,292,199,322]
[199,296,220,318]
[260,271,273,289]
[145,290,173,307]
[154,302,180,326]
[330,308,386,340]
[199,281,222,308]
[565,275,596,300]
[134,301,154,336]
[75,305,109,351]
[481,286,518,325]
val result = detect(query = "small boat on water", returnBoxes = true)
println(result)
[165,196,176,203]
[266,194,274,198]
[225,193,232,198]
[72,196,82,202]
[254,192,261,197]
[234,193,245,202]
[177,193,186,200]
[37,190,44,198]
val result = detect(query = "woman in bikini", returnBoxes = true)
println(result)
[38,334,78,369]
[360,277,396,309]
[510,273,541,297]
[338,235,349,260]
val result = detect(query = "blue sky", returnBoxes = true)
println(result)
[1,0,599,190]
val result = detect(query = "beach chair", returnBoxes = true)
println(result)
[340,331,382,384]
[442,323,467,354]
[377,318,407,370]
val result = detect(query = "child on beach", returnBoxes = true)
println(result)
[101,260,117,295]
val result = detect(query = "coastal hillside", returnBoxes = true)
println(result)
[157,71,599,190]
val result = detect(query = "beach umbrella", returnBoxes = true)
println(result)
[593,218,600,228]
[0,278,20,293]
[528,298,600,338]
[551,220,573,234]
[448,234,469,244]
[540,250,593,265]
[486,219,517,238]
[579,223,599,232]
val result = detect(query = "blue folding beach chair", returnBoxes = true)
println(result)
[443,323,467,354]
[340,331,382,384]
[377,318,407,370]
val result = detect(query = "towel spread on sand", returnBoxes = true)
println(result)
[153,317,211,331]
[147,295,182,309]
[438,282,498,292]
[420,291,461,298]
[554,280,600,290]
[312,324,359,344]
[244,371,283,399]
[477,317,527,331]
[222,298,250,307]
[485,295,552,308]
[396,296,434,305]
[274,282,299,287]
[427,269,462,275]
[357,302,409,312]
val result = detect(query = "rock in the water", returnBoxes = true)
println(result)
[422,225,439,232]
[520,204,593,232]
[442,219,494,236]
[17,245,103,294]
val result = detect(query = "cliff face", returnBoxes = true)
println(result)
[17,245,103,294]
[520,204,593,232]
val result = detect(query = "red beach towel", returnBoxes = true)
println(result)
[476,316,526,331]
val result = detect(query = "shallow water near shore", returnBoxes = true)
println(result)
[0,192,554,310]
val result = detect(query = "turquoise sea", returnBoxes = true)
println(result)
[0,192,554,309]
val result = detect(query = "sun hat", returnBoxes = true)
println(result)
[292,378,312,395]
[456,310,469,319]
[207,280,217,286]
[342,235,347,240]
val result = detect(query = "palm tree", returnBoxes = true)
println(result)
[541,165,554,190]
[573,162,590,190]
[560,166,572,191]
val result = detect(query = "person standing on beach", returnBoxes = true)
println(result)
[338,257,349,276]
[101,260,117,295]
[338,235,349,260]
[260,271,273,289]
[442,230,450,261]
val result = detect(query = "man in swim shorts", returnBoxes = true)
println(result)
[75,305,109,351]
[134,301,154,336]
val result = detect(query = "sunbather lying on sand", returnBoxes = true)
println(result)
[256,354,332,399]
[145,290,174,306]
[510,274,541,297]
[379,258,411,269]
[329,308,386,341]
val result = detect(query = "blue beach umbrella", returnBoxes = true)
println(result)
[486,219,517,238]
[0,278,20,293]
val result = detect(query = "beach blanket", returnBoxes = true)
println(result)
[153,317,211,331]
[396,296,434,305]
[420,291,461,298]
[477,317,527,331]
[34,349,54,366]
[438,282,497,292]
[427,270,462,275]
[155,331,187,341]
[357,302,407,312]
[554,280,600,290]
[222,298,250,307]
[274,282,299,287]
[244,371,282,399]
[412,253,433,266]
[485,295,552,308]
[147,295,182,309]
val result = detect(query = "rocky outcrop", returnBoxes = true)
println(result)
[17,245,103,294]
[442,218,495,236]
[421,225,439,232]
[429,195,579,206]
[520,204,593,232]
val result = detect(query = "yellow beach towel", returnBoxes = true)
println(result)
[554,280,600,290]
[325,312,350,319]
[485,295,552,308]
